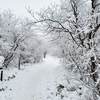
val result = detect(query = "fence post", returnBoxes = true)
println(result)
[18,53,21,70]
[1,71,3,81]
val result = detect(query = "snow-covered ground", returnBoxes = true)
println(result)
[0,55,89,100]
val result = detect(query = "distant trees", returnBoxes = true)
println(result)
[0,10,43,68]
[28,0,100,99]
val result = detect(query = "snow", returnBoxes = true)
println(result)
[0,55,60,100]
[0,55,88,100]
[0,56,4,67]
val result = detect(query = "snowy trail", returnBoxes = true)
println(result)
[0,55,84,100]
[0,55,60,100]
[15,55,60,100]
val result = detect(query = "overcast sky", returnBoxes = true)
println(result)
[0,0,60,18]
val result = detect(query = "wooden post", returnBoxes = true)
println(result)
[1,71,3,81]
[18,53,21,70]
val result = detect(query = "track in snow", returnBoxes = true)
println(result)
[11,55,60,100]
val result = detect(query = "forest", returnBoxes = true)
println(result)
[0,0,100,100]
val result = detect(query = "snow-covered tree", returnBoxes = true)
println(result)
[0,10,43,68]
[28,0,100,99]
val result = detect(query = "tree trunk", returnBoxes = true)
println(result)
[2,44,18,68]
[91,57,98,82]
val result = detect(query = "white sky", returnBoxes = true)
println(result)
[0,0,60,18]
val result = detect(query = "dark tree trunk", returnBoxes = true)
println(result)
[18,54,21,70]
[91,57,98,82]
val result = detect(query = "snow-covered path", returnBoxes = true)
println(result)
[0,55,61,100]
[0,55,87,100]
[15,55,60,100]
